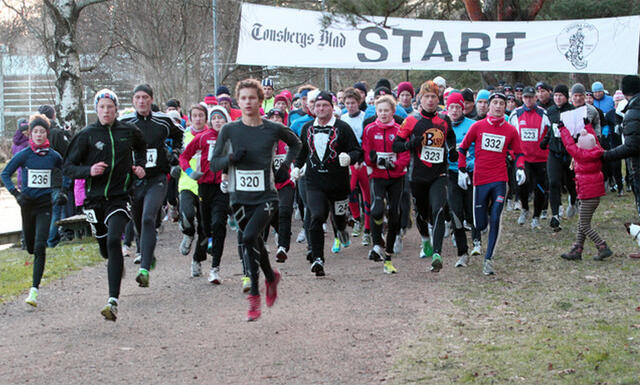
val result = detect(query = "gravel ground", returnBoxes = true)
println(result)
[0,220,457,384]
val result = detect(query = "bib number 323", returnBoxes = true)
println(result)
[235,170,265,192]
[420,146,444,163]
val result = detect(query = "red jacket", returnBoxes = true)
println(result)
[362,120,410,179]
[179,129,223,184]
[274,140,295,190]
[508,105,550,163]
[559,124,605,200]
[458,116,524,186]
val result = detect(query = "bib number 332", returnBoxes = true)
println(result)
[481,133,506,153]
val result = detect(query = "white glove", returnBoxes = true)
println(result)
[516,168,526,186]
[300,164,307,176]
[290,167,301,181]
[458,171,471,190]
[338,152,351,167]
[220,181,228,194]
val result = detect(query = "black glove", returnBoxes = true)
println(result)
[11,189,28,207]
[404,136,423,151]
[583,117,590,126]
[229,148,247,165]
[170,165,182,179]
[55,192,68,206]
[169,150,180,166]
[369,150,377,163]
[539,138,548,150]
[448,149,458,163]
[377,156,395,170]
[275,164,290,183]
[558,121,565,129]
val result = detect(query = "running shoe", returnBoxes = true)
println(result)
[228,217,239,231]
[361,232,371,246]
[506,199,515,211]
[242,276,251,293]
[275,246,288,263]
[517,209,529,225]
[561,244,583,260]
[531,217,540,229]
[339,230,351,248]
[331,238,341,253]
[444,221,451,238]
[133,253,141,264]
[323,223,327,233]
[180,234,194,256]
[383,260,397,274]
[558,205,564,217]
[463,220,472,231]
[566,203,577,218]
[593,242,613,261]
[191,260,202,277]
[514,201,522,211]
[208,267,221,284]
[25,287,38,307]
[150,256,157,270]
[540,210,548,220]
[550,215,561,232]
[265,270,281,307]
[430,253,443,272]
[483,259,495,275]
[352,220,362,237]
[296,230,306,243]
[393,234,403,254]
[311,258,325,276]
[471,240,482,256]
[136,269,149,287]
[455,253,470,267]
[247,295,261,322]
[122,244,131,257]
[101,298,118,322]
[421,239,434,258]
[368,245,384,262]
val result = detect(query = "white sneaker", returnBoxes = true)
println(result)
[471,240,482,256]
[133,253,142,264]
[506,199,515,211]
[294,208,301,220]
[444,221,451,238]
[208,267,221,284]
[393,234,403,254]
[531,217,540,229]
[558,205,564,218]
[455,254,470,267]
[514,201,522,211]
[540,210,548,220]
[296,229,306,243]
[517,210,529,225]
[191,260,202,277]
[463,220,472,231]
[361,233,371,246]
[180,234,194,256]
[566,204,577,218]
[483,259,495,275]
[122,244,131,257]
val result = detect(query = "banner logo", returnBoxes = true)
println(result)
[556,22,599,70]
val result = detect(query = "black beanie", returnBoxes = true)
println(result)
[216,85,231,96]
[37,105,55,120]
[621,75,640,97]
[166,98,180,109]
[133,83,154,98]
[29,115,51,132]
[461,88,474,102]
[375,78,391,90]
[553,84,569,99]
[315,91,334,106]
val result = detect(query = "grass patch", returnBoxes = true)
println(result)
[0,239,102,303]
[391,192,640,384]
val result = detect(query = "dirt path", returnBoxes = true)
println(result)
[0,221,457,384]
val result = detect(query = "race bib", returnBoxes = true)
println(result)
[520,128,538,142]
[27,169,51,188]
[376,152,397,169]
[420,146,444,163]
[207,140,216,162]
[552,123,561,138]
[145,148,157,168]
[334,198,349,216]
[83,209,98,224]
[481,133,506,153]
[273,154,287,171]
[235,169,265,192]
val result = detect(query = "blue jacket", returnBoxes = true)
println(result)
[449,117,476,172]
[290,115,313,136]
[363,104,408,120]
[593,94,615,114]
[1,146,63,200]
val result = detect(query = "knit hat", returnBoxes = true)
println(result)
[613,90,625,101]
[300,89,310,98]
[307,89,321,102]
[374,87,392,97]
[17,118,29,132]
[577,130,596,150]
[29,114,50,132]
[504,84,513,92]
[94,88,118,108]
[217,96,232,105]
[418,80,439,97]
[443,87,454,100]
[514,83,524,91]
[375,78,391,90]
[553,84,569,99]
[591,81,605,93]
[266,108,286,120]
[166,110,182,124]
[274,94,289,107]
[261,78,273,88]
[208,105,231,123]
[621,75,640,96]
[535,81,552,91]
[397,81,414,98]
[461,88,475,102]
[216,85,231,96]
[571,83,586,95]
[280,90,293,102]
[476,89,490,101]
[522,86,536,97]
[353,82,367,94]
[166,98,180,109]
[133,83,153,98]
[37,104,55,120]
[446,92,464,109]
[488,92,507,102]
[315,91,333,106]
[204,94,218,105]
[433,76,446,88]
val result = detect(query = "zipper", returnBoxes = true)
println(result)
[105,125,115,199]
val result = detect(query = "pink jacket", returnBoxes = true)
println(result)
[74,179,86,207]
[560,124,605,200]
[362,120,410,179]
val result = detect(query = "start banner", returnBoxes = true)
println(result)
[236,3,640,74]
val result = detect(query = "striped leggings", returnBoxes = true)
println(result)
[575,197,604,248]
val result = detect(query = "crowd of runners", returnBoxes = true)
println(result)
[3,73,640,322]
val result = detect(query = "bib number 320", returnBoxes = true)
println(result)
[235,170,265,192]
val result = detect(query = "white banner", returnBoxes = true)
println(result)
[237,3,640,74]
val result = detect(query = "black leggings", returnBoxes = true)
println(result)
[199,183,229,268]
[179,189,207,262]
[370,177,403,255]
[306,187,349,262]
[547,152,576,216]
[399,175,411,229]
[264,184,296,251]
[448,172,480,256]
[410,176,447,254]
[131,176,168,271]
[232,201,276,296]
[21,201,52,289]
[95,212,129,298]
[519,161,548,218]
